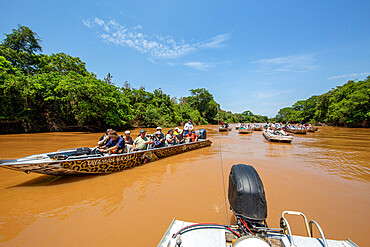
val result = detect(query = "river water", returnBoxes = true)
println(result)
[0,126,369,246]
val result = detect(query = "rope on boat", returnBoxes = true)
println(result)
[217,106,229,224]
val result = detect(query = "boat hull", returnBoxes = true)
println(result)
[287,129,308,134]
[238,129,253,134]
[0,140,212,176]
[219,127,231,132]
[263,131,293,143]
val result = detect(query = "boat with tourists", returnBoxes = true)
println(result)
[0,135,211,176]
[263,129,293,143]
[238,128,253,134]
[158,164,357,247]
[253,124,263,131]
[286,128,308,134]
[219,127,232,132]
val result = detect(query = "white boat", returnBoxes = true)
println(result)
[263,130,293,143]
[158,164,357,247]
[238,128,253,134]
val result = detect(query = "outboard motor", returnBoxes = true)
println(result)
[198,129,207,139]
[228,164,267,224]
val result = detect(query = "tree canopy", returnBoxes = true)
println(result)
[274,78,370,127]
[1,26,264,133]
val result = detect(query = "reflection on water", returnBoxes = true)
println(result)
[0,126,369,246]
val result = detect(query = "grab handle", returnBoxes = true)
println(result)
[309,220,328,247]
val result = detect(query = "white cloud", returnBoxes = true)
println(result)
[82,18,230,59]
[200,34,230,48]
[253,89,293,99]
[184,62,216,71]
[328,72,369,80]
[252,54,317,73]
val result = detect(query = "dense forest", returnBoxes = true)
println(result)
[274,77,370,127]
[0,25,267,133]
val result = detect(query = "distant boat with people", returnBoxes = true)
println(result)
[263,129,293,143]
[238,128,253,134]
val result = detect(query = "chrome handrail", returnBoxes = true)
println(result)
[309,220,328,247]
[281,211,311,237]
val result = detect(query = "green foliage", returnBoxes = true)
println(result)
[0,25,270,133]
[275,77,370,126]
[2,25,42,54]
[186,88,219,124]
[0,25,42,75]
[38,53,92,76]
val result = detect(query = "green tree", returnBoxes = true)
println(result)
[0,25,42,74]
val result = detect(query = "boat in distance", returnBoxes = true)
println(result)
[286,128,308,134]
[263,130,293,143]
[238,128,253,134]
[0,139,212,176]
[158,164,357,247]
[219,127,232,132]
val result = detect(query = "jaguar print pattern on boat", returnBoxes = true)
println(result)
[2,140,212,175]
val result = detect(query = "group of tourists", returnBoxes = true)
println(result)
[96,119,199,154]
[220,121,229,128]
[265,122,314,130]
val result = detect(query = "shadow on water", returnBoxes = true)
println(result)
[8,174,101,188]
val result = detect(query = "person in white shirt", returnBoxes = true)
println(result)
[184,119,193,136]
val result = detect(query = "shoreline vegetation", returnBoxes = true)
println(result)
[273,77,369,128]
[0,26,369,134]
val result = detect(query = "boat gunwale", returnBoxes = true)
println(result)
[0,139,212,166]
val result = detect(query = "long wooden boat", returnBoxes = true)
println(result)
[238,128,253,134]
[219,127,231,132]
[286,128,308,134]
[0,140,212,176]
[263,130,293,143]
[307,127,315,132]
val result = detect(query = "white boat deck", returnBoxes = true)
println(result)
[158,219,357,247]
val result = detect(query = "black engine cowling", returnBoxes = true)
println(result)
[228,164,267,223]
[198,129,207,139]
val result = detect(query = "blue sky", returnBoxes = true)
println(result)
[1,0,369,117]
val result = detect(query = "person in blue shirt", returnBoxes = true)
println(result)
[99,130,125,154]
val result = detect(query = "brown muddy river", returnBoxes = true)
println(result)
[0,126,369,246]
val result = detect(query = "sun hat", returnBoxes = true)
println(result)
[175,127,179,130]
[108,130,118,137]
[140,129,146,133]
[125,130,130,134]
[156,127,162,130]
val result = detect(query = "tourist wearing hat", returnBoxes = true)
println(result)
[153,131,165,148]
[184,119,194,136]
[166,129,178,146]
[122,130,134,152]
[99,130,125,153]
[123,130,134,145]
[175,127,185,144]
[97,128,113,147]
[132,130,153,150]
[154,127,165,140]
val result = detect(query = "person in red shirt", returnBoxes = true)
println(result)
[186,131,198,142]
